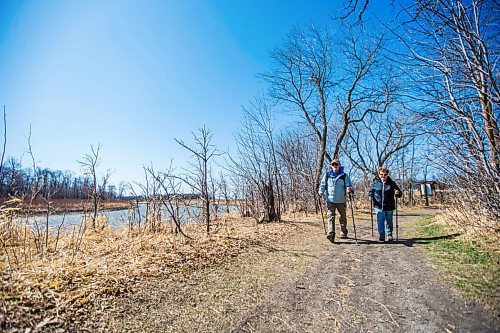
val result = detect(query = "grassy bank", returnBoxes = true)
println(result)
[407,214,499,313]
[0,211,308,331]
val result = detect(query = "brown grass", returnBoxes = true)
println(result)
[1,208,311,331]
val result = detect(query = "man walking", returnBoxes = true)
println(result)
[318,159,353,243]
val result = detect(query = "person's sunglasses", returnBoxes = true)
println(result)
[379,173,388,176]
[332,163,339,166]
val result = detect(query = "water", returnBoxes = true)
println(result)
[19,203,238,230]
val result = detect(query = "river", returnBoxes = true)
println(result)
[19,203,239,230]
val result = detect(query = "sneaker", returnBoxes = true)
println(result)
[327,233,335,243]
[340,233,348,239]
[387,236,394,242]
[378,236,385,242]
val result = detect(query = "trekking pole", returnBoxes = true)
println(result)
[370,195,374,237]
[318,196,327,235]
[348,193,357,244]
[396,196,399,241]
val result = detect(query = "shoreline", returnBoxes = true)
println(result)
[7,198,243,216]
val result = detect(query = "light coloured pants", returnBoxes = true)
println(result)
[326,202,348,236]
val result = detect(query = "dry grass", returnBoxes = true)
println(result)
[5,201,496,331]
[76,213,325,332]
[430,204,499,238]
[1,208,315,332]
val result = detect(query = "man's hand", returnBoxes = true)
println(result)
[347,187,353,193]
[395,190,400,196]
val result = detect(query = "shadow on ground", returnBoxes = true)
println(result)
[326,233,461,247]
[403,233,461,247]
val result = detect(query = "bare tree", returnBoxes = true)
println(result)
[145,163,191,238]
[260,22,392,195]
[398,0,499,219]
[277,128,319,214]
[133,165,163,231]
[97,170,113,201]
[175,127,221,234]
[217,171,231,214]
[0,156,116,201]
[228,97,283,222]
[0,106,7,194]
[125,183,144,230]
[336,0,373,23]
[342,109,421,179]
[25,128,44,253]
[77,144,102,229]
[117,181,127,199]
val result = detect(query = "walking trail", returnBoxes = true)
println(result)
[81,207,498,333]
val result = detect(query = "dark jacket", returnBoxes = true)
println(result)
[369,176,402,211]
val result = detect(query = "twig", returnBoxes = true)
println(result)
[271,315,294,330]
[333,273,356,285]
[362,297,399,327]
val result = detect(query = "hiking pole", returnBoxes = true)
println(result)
[370,195,374,237]
[348,193,357,244]
[395,196,399,241]
[318,196,327,235]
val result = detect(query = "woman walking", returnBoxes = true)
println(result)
[369,167,402,242]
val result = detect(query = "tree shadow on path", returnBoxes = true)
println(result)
[331,233,461,247]
[402,233,461,247]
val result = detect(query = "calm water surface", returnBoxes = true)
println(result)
[20,204,237,230]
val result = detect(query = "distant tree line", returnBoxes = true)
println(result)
[0,156,125,201]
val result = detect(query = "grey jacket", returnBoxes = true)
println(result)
[318,167,352,203]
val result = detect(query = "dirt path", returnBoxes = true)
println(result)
[78,208,498,333]
[230,209,498,333]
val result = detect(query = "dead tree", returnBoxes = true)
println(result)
[397,0,499,220]
[336,0,372,23]
[217,171,231,214]
[0,106,6,195]
[260,21,392,196]
[228,97,282,223]
[175,127,221,234]
[342,110,421,179]
[146,163,191,238]
[278,128,319,214]
[130,165,160,232]
[77,144,109,229]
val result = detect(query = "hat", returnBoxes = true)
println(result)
[330,159,340,165]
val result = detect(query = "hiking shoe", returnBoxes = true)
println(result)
[327,233,335,243]
[378,236,385,242]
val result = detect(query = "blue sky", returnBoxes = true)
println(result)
[0,0,390,187]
